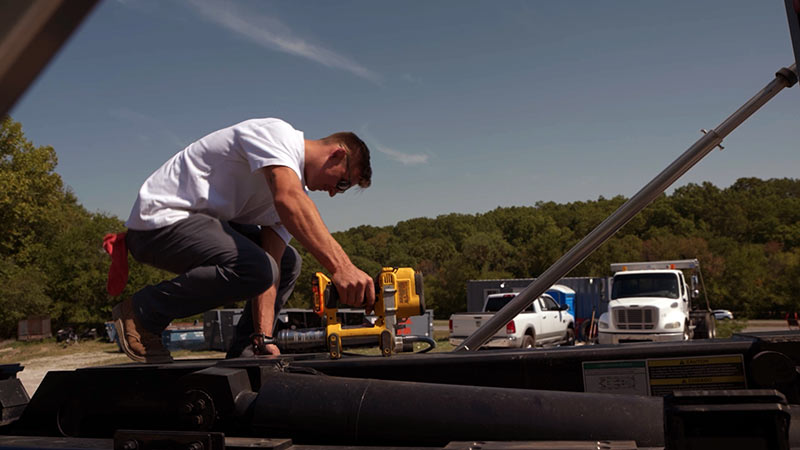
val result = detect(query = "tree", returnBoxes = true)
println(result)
[0,117,66,263]
[461,231,514,277]
[37,208,125,325]
[0,256,51,337]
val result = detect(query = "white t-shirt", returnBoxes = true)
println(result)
[125,118,305,243]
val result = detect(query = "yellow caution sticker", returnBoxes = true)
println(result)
[647,354,746,395]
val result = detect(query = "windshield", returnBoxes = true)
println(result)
[612,273,680,299]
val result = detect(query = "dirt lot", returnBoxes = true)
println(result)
[15,351,130,395]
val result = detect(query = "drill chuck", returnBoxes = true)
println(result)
[275,328,327,351]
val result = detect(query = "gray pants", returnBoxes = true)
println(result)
[126,214,301,350]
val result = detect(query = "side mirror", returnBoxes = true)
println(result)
[561,304,570,311]
[692,289,700,299]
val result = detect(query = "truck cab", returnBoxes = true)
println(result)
[597,259,712,344]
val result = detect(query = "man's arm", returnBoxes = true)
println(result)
[261,165,375,311]
[252,226,286,355]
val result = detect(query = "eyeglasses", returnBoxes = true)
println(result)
[335,151,352,193]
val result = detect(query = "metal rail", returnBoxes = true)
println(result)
[0,0,99,117]
[455,64,798,352]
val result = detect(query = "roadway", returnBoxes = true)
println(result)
[741,319,792,333]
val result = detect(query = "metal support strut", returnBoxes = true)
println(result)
[456,64,798,352]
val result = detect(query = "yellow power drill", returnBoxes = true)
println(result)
[274,267,427,359]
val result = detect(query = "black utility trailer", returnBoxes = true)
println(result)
[2,332,800,448]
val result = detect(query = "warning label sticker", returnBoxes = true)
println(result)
[647,354,746,396]
[582,354,746,396]
[582,360,649,396]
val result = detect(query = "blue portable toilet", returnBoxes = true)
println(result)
[547,284,576,313]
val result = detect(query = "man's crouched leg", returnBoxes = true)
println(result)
[112,298,173,363]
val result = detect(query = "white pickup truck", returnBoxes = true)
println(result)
[449,290,576,349]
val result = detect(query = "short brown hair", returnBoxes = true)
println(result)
[323,132,372,188]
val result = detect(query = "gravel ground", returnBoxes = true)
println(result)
[17,351,130,397]
[14,348,225,397]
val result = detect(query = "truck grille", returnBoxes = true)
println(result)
[613,307,657,330]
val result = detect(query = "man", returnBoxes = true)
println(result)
[112,117,374,363]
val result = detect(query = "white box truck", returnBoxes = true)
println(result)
[597,259,715,344]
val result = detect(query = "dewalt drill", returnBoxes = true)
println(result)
[273,267,427,359]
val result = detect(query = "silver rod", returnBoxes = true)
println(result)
[455,64,797,352]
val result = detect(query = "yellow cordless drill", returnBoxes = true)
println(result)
[274,267,427,359]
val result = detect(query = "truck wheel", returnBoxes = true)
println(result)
[521,334,535,348]
[564,328,576,346]
[683,321,693,341]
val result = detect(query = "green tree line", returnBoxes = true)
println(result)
[2,116,798,337]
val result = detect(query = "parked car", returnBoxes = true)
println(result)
[712,309,734,321]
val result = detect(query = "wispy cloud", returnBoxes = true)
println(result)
[108,107,189,149]
[185,0,381,84]
[402,73,423,85]
[377,146,429,165]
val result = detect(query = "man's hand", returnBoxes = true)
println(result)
[257,343,281,356]
[251,334,281,356]
[332,265,375,314]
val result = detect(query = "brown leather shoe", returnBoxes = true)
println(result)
[112,298,173,363]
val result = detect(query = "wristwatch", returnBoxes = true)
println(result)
[250,333,275,355]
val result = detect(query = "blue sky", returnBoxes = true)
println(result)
[10,0,800,232]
